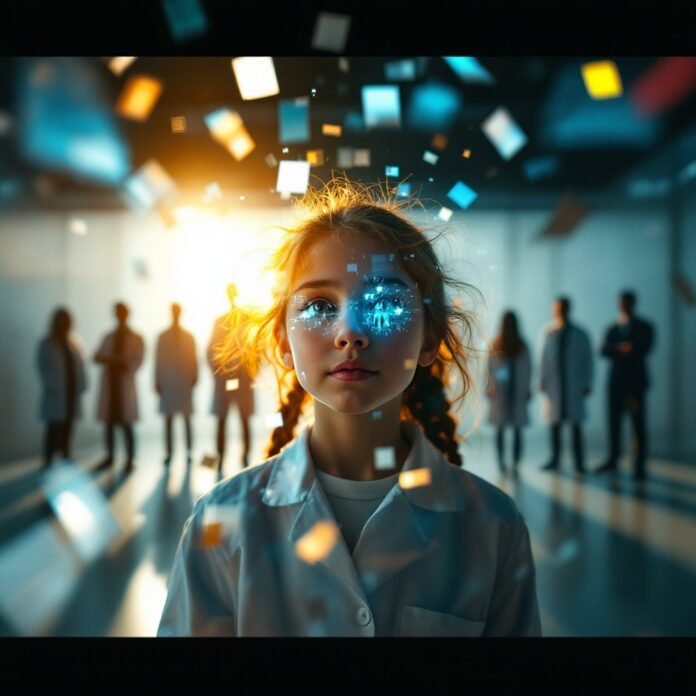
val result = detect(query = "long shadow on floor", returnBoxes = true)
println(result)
[505,469,696,636]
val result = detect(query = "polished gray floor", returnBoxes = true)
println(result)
[0,419,694,637]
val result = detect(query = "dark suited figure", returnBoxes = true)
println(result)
[595,290,655,481]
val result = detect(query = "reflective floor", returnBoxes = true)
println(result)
[0,421,694,637]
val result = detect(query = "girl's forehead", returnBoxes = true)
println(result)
[295,232,409,282]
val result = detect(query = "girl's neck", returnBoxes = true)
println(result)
[308,399,411,481]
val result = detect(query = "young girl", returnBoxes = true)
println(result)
[486,311,532,476]
[158,180,541,637]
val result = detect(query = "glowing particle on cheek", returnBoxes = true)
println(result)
[374,446,396,470]
[225,378,239,391]
[399,467,432,490]
[295,520,340,564]
[372,410,382,420]
[403,359,417,369]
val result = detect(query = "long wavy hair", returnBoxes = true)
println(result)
[490,310,526,358]
[216,178,482,467]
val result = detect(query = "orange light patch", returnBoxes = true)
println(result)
[170,115,187,133]
[399,467,432,490]
[306,149,325,166]
[322,123,342,137]
[431,133,448,151]
[201,523,222,548]
[116,75,164,121]
[295,520,340,564]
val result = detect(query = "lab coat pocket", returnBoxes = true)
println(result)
[400,605,485,637]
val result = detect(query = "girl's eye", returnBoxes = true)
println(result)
[299,299,336,318]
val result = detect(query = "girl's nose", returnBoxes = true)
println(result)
[334,300,370,349]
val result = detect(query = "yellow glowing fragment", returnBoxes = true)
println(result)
[69,219,87,235]
[207,109,243,144]
[462,149,472,159]
[398,467,432,490]
[170,115,187,133]
[201,523,222,548]
[581,60,623,100]
[431,133,448,151]
[225,126,256,161]
[116,75,164,121]
[322,123,342,137]
[295,520,340,564]
[403,358,417,369]
[225,378,239,391]
[108,56,137,76]
[306,149,325,166]
[231,57,280,100]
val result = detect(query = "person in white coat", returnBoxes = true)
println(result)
[155,303,198,467]
[485,311,531,476]
[539,296,594,474]
[158,182,541,636]
[36,307,88,467]
[94,302,145,472]
[207,283,254,474]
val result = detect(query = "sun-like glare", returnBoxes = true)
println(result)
[169,207,284,342]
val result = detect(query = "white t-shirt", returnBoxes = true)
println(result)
[315,468,400,554]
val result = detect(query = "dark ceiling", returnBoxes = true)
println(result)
[0,54,695,211]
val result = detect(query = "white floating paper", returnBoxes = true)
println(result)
[374,446,396,470]
[276,160,311,195]
[311,12,351,53]
[423,150,439,165]
[362,85,401,129]
[481,107,528,161]
[437,207,453,222]
[231,57,280,100]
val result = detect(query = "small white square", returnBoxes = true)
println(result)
[311,12,351,53]
[374,446,396,470]
[265,153,278,168]
[336,147,354,169]
[204,181,222,202]
[231,57,280,100]
[69,218,87,235]
[353,149,371,166]
[276,160,311,195]
[423,150,439,165]
[265,412,284,429]
[346,263,358,273]
[338,57,350,73]
[437,207,453,222]
[225,378,239,392]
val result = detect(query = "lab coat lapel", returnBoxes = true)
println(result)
[352,485,434,595]
[263,426,366,603]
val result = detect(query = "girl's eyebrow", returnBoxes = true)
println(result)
[292,277,412,294]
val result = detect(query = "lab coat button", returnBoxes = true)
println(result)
[355,607,371,626]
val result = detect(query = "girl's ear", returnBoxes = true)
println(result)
[274,324,294,369]
[418,326,440,367]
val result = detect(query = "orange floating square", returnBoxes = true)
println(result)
[306,149,325,166]
[431,133,448,151]
[116,75,164,121]
[462,149,472,159]
[322,123,342,137]
[295,520,340,564]
[398,467,432,490]
[225,125,256,161]
[201,523,222,548]
[170,115,187,133]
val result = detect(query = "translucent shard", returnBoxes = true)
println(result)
[279,97,310,144]
[447,181,477,209]
[399,467,432,490]
[374,446,396,470]
[362,85,401,129]
[115,75,164,121]
[231,57,280,100]
[276,160,311,194]
[311,12,351,53]
[481,107,528,161]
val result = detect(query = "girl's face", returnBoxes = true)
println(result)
[279,232,438,415]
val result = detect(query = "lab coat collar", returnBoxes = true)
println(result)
[261,419,466,512]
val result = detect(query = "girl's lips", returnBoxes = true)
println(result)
[329,369,378,382]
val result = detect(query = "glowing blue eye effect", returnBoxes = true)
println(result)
[290,282,419,337]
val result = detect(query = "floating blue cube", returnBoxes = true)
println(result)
[447,181,478,209]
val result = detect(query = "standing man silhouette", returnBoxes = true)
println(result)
[155,303,198,467]
[595,290,655,481]
[207,284,255,474]
[94,302,145,472]
[539,296,594,474]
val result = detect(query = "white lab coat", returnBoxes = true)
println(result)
[539,322,594,424]
[486,345,531,427]
[155,326,198,416]
[207,314,254,418]
[158,420,541,637]
[94,328,145,423]
[36,336,88,421]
